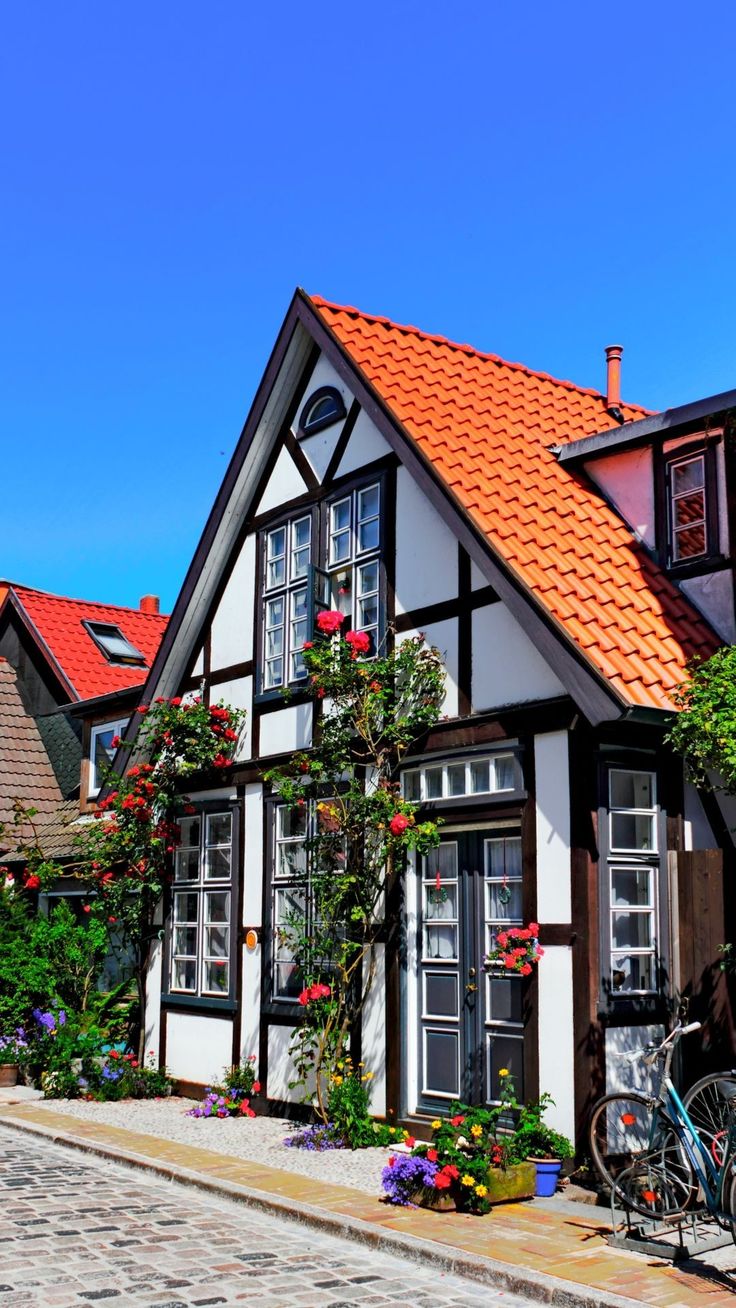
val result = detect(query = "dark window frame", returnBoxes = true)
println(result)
[655,439,721,576]
[297,386,347,438]
[161,799,240,1010]
[597,756,669,1022]
[82,620,146,667]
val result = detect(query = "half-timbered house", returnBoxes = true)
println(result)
[132,292,734,1146]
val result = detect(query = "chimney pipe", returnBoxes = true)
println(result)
[605,344,623,411]
[139,595,160,615]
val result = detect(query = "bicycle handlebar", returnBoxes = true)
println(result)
[614,1020,702,1065]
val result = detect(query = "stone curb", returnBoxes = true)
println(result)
[0,1112,642,1308]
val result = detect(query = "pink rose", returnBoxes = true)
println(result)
[345,629,370,655]
[316,609,346,635]
[389,814,409,836]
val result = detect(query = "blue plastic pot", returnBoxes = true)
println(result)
[531,1158,562,1197]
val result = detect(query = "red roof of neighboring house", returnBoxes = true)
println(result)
[310,295,720,712]
[2,585,169,702]
[0,658,62,831]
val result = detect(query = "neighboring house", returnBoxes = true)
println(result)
[0,584,168,895]
[124,290,733,1146]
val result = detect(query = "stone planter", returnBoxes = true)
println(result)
[0,1064,19,1088]
[416,1162,536,1212]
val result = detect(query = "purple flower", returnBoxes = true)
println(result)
[381,1154,439,1206]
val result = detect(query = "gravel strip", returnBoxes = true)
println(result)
[37,1097,395,1195]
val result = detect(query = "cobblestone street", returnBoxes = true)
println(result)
[0,1126,534,1307]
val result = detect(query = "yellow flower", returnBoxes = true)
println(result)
[431,1119,442,1130]
[361,1071,374,1081]
[331,1074,343,1085]
[461,1173,475,1187]
[498,1068,509,1078]
[475,1184,488,1197]
[470,1124,483,1138]
[336,1062,344,1070]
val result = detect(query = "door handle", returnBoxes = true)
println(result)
[466,982,478,993]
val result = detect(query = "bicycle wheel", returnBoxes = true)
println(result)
[724,1158,736,1244]
[589,1093,654,1192]
[683,1072,736,1163]
[615,1128,697,1219]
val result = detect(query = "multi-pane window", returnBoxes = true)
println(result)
[89,718,129,796]
[668,453,707,561]
[262,515,312,689]
[403,754,516,803]
[272,804,309,1000]
[326,482,382,652]
[606,769,658,996]
[170,812,233,997]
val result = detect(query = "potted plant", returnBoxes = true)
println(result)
[0,1028,29,1087]
[509,1093,574,1196]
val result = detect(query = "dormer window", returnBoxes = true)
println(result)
[83,621,146,666]
[298,386,346,437]
[668,453,707,562]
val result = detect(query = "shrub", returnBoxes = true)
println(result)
[508,1093,574,1162]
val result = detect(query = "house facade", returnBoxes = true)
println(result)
[131,292,734,1146]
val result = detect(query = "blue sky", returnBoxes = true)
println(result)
[3,2,736,612]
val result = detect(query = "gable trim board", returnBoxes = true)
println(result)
[132,289,659,728]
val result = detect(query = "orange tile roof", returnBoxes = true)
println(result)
[4,584,169,702]
[309,295,720,711]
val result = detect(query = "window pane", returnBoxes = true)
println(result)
[486,881,523,921]
[494,756,515,791]
[331,499,351,532]
[204,891,230,924]
[611,868,652,907]
[611,812,655,851]
[358,485,380,521]
[487,1034,524,1103]
[267,527,286,557]
[612,954,654,992]
[612,912,653,951]
[207,813,231,846]
[357,560,379,595]
[447,763,466,796]
[172,959,197,991]
[425,767,443,799]
[266,596,284,628]
[424,882,458,920]
[426,844,458,881]
[205,847,232,881]
[203,960,229,993]
[610,771,653,810]
[268,558,285,589]
[275,886,307,926]
[265,657,283,688]
[357,596,379,631]
[470,760,490,793]
[486,837,522,879]
[674,490,705,529]
[204,925,229,957]
[174,893,199,923]
[278,806,307,840]
[331,531,350,564]
[266,628,283,658]
[179,816,201,848]
[358,518,380,552]
[673,458,704,494]
[173,926,198,956]
[424,924,458,960]
[175,849,200,882]
[674,524,706,559]
[403,770,421,801]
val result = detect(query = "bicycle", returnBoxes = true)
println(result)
[589,1022,736,1230]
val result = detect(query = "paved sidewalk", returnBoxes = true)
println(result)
[1,1101,735,1308]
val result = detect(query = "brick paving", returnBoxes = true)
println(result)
[0,1126,534,1307]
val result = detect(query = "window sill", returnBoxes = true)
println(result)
[665,553,728,581]
[254,683,311,709]
[162,993,237,1014]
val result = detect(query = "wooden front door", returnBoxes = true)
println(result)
[417,827,525,1112]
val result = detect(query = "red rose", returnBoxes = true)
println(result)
[434,1172,452,1189]
[108,916,117,924]
[427,1148,438,1162]
[298,988,310,1006]
[450,1115,465,1127]
[110,736,120,749]
[302,641,314,650]
[521,962,532,975]
[252,1081,261,1093]
[345,630,370,654]
[442,1164,459,1179]
[25,874,41,890]
[316,609,345,635]
[83,905,91,914]
[389,814,409,836]
[170,697,182,706]
[109,1050,119,1060]
[136,705,148,714]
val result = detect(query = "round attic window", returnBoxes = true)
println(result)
[298,386,346,437]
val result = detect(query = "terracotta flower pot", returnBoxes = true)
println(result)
[0,1064,19,1088]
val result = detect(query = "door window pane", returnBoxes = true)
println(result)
[426,844,458,881]
[610,771,654,810]
[611,812,655,852]
[611,868,652,907]
[424,882,458,921]
[423,972,459,1019]
[611,954,654,993]
[424,1029,460,1097]
[424,925,458,960]
[612,912,652,951]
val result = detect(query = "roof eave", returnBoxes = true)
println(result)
[558,388,736,465]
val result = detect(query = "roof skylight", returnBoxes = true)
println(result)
[83,621,147,666]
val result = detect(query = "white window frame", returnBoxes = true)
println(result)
[402,754,516,803]
[668,452,707,563]
[608,768,658,854]
[605,768,660,997]
[326,482,382,650]
[89,718,129,797]
[169,811,234,998]
[261,513,312,691]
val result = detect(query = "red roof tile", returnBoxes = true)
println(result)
[3,585,169,702]
[0,659,62,832]
[309,295,720,712]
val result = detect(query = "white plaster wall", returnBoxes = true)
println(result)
[534,731,571,922]
[334,409,391,479]
[583,447,655,547]
[537,946,575,1140]
[255,445,308,516]
[267,1023,304,1101]
[144,906,163,1063]
[605,1025,664,1096]
[362,944,386,1117]
[258,703,313,758]
[210,534,256,670]
[470,560,487,591]
[472,604,565,709]
[684,782,717,851]
[394,466,458,614]
[681,570,736,643]
[239,783,264,1065]
[211,676,252,762]
[399,619,459,718]
[191,649,204,677]
[165,1013,233,1084]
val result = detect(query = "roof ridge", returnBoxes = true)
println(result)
[7,583,168,619]
[307,292,651,417]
